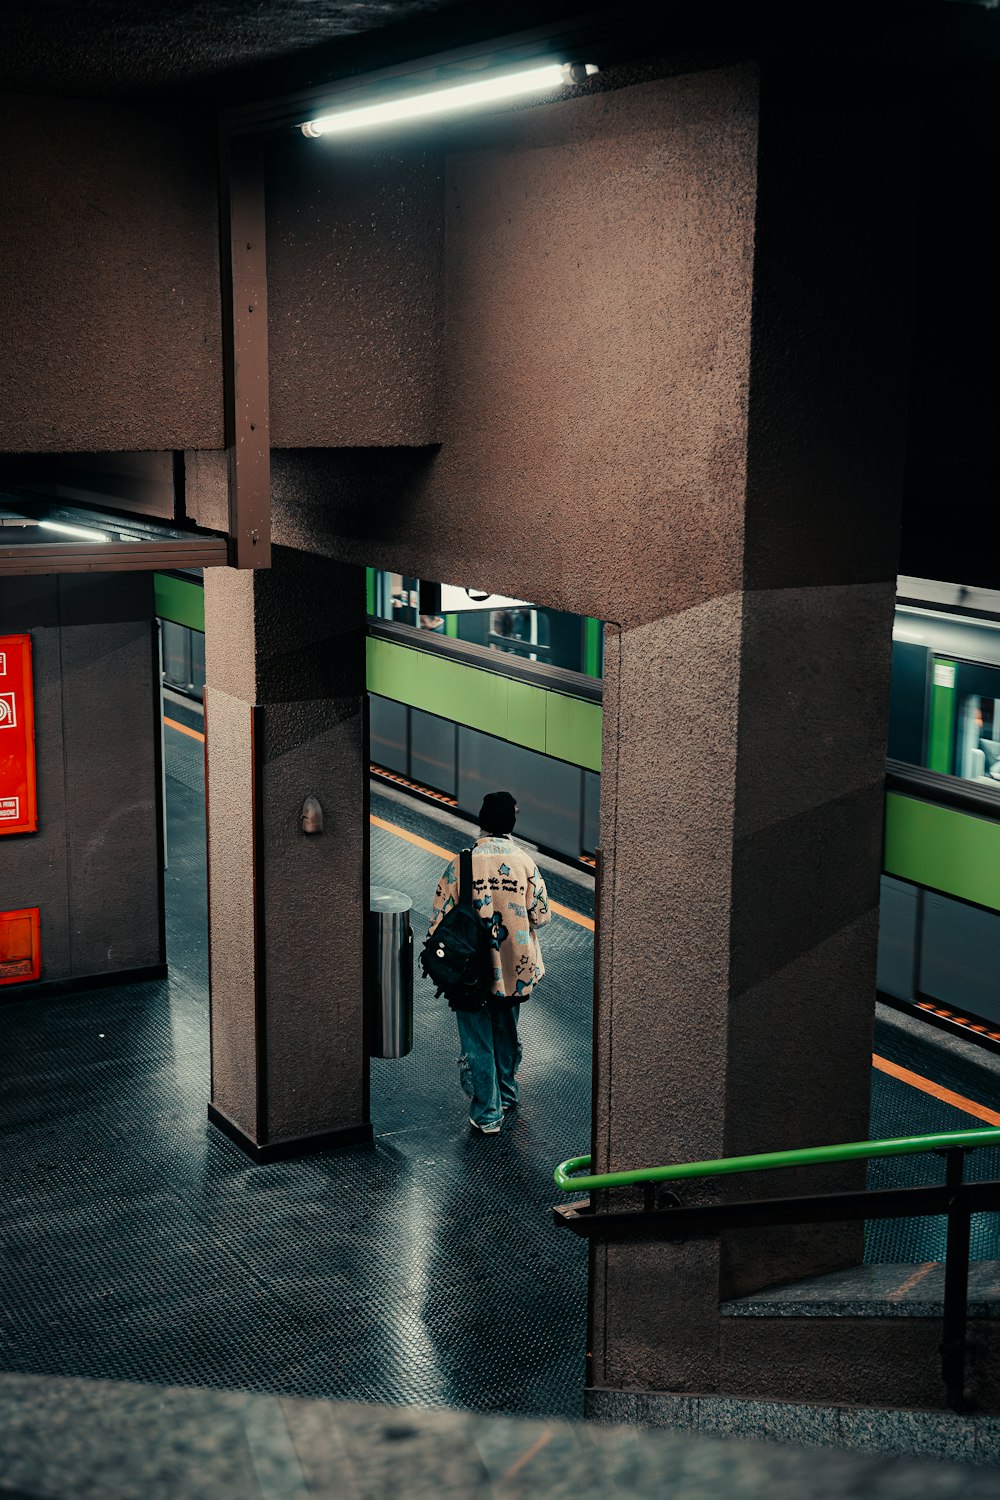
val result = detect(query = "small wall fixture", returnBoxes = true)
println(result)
[301,796,324,835]
[300,62,599,139]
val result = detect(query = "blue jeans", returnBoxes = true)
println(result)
[456,1003,522,1128]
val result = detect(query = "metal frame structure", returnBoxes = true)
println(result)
[0,501,228,576]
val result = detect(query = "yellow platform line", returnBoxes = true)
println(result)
[872,1053,1000,1127]
[163,721,998,1099]
[164,715,205,742]
[162,722,591,935]
[369,813,595,931]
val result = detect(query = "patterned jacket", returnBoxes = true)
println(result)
[428,834,551,1003]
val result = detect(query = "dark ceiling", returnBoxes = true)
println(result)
[2,1,999,112]
[0,0,557,103]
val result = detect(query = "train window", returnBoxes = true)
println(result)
[489,608,550,662]
[957,692,1000,783]
[366,568,602,677]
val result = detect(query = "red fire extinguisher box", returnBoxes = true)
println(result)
[0,634,38,835]
[0,907,41,985]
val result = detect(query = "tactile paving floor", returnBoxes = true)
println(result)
[1,713,997,1414]
[0,719,590,1418]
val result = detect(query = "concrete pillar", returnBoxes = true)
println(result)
[589,62,913,1402]
[204,546,370,1161]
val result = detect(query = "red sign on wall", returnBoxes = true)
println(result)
[0,907,41,985]
[0,634,38,835]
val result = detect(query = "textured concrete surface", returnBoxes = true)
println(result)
[0,575,162,987]
[718,1316,1000,1411]
[204,551,367,1147]
[733,584,898,840]
[184,449,229,533]
[266,68,758,627]
[0,0,462,97]
[587,1387,1000,1469]
[239,61,910,1409]
[204,684,259,1137]
[721,1262,1000,1318]
[268,141,443,448]
[719,911,879,1297]
[5,1374,1000,1499]
[261,700,367,1141]
[61,619,162,974]
[0,95,223,451]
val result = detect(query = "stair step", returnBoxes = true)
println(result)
[721,1261,1000,1317]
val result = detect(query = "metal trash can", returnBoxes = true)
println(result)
[367,887,414,1058]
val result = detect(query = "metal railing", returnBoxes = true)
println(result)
[553,1126,1000,1411]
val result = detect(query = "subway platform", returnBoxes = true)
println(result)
[0,708,998,1429]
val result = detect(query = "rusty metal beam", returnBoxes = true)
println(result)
[220,134,271,570]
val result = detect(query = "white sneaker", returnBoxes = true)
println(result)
[470,1118,502,1134]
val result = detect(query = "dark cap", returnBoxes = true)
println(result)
[478,791,517,835]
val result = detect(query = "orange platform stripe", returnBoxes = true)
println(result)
[369,814,595,932]
[164,715,205,743]
[872,1053,1000,1128]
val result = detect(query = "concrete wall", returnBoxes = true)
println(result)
[0,575,163,986]
[267,68,757,623]
[267,140,443,448]
[260,59,913,1404]
[0,94,223,452]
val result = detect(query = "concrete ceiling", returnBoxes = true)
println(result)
[0,0,529,102]
[1,3,996,110]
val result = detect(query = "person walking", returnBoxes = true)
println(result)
[427,791,551,1134]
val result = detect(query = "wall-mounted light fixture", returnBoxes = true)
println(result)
[300,61,598,139]
[301,796,324,835]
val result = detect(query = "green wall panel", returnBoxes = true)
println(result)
[884,792,1000,912]
[154,573,204,633]
[545,691,602,773]
[366,636,603,771]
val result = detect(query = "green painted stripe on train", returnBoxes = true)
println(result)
[366,636,602,772]
[366,566,376,616]
[545,688,602,771]
[884,791,1000,912]
[927,658,956,774]
[584,617,602,679]
[154,573,204,633]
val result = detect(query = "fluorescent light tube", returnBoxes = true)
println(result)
[301,62,598,138]
[38,520,110,543]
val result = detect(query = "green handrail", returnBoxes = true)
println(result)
[553,1126,1000,1193]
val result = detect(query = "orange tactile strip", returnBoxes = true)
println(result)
[164,715,204,743]
[369,763,459,808]
[914,1000,1000,1046]
[369,814,595,933]
[871,1054,1000,1128]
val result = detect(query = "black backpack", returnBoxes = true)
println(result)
[420,848,487,1006]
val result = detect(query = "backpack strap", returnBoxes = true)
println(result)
[459,847,474,910]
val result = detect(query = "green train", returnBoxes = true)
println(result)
[881,579,1000,1044]
[155,569,1000,1049]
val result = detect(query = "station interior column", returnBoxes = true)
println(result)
[203,547,369,1160]
[589,63,913,1402]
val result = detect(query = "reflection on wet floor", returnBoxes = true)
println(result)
[0,720,590,1418]
[0,711,996,1418]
